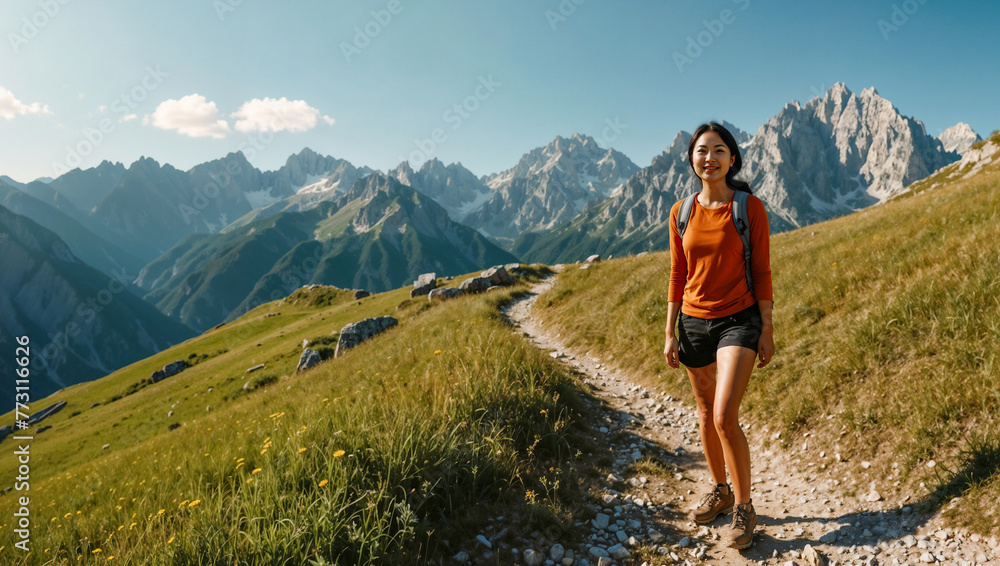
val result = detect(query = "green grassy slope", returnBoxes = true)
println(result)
[533,139,1000,534]
[0,266,591,564]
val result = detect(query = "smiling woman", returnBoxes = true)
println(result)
[662,121,773,550]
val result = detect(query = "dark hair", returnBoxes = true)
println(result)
[687,122,751,194]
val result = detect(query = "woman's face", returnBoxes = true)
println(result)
[691,131,735,183]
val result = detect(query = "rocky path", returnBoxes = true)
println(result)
[499,275,1000,566]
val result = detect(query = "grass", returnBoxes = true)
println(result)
[533,157,1000,535]
[0,266,595,564]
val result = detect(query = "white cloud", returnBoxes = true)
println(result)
[119,113,138,123]
[150,94,231,138]
[232,97,333,133]
[0,86,52,120]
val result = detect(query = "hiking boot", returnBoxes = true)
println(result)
[725,501,757,549]
[690,483,734,524]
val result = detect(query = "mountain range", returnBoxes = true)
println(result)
[0,204,195,407]
[513,84,967,263]
[135,174,516,331]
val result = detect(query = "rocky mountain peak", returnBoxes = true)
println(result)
[938,122,982,155]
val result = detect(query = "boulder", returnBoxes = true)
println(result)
[586,254,601,263]
[459,276,491,294]
[428,288,465,302]
[297,348,322,372]
[335,316,398,357]
[151,360,188,383]
[163,360,188,377]
[26,401,67,426]
[353,290,370,299]
[411,272,438,298]
[414,272,436,288]
[481,266,513,286]
[504,263,525,275]
[245,364,265,374]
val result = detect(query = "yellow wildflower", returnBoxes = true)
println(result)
[167,536,175,544]
[252,468,262,475]
[297,448,308,454]
[318,479,329,487]
[434,350,442,355]
[333,450,346,458]
[188,500,201,508]
[92,548,102,554]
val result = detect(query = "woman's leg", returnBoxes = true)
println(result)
[712,345,757,504]
[687,363,728,485]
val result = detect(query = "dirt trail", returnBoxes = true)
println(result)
[504,274,999,566]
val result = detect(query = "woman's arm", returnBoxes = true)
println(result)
[664,301,682,369]
[756,299,774,368]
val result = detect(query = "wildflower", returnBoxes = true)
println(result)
[260,448,268,455]
[236,457,245,462]
[157,509,165,516]
[333,450,346,458]
[252,468,262,475]
[247,478,254,484]
[318,479,329,487]
[298,448,308,454]
[434,350,442,355]
[92,549,102,554]
[167,536,175,544]
[188,500,201,508]
[129,522,137,530]
[236,462,245,470]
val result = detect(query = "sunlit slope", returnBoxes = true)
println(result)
[0,267,586,564]
[534,137,1000,531]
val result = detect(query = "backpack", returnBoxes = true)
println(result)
[675,190,755,297]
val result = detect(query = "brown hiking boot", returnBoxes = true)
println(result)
[725,501,757,549]
[690,484,734,524]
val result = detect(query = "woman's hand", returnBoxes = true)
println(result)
[757,325,774,368]
[664,335,680,369]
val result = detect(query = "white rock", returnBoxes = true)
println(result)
[608,544,630,560]
[588,546,610,560]
[920,552,935,563]
[862,461,872,469]
[593,513,610,530]
[549,543,565,562]
[679,536,691,548]
[523,548,542,566]
[935,530,950,541]
[866,490,883,502]
[801,544,824,566]
[647,529,665,544]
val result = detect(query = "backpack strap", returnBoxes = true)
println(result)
[676,193,697,239]
[730,190,755,298]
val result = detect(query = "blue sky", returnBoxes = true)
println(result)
[1,0,998,183]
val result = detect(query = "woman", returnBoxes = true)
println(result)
[662,122,774,550]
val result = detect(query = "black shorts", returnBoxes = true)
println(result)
[678,305,762,368]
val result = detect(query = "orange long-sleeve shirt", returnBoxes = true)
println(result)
[668,192,773,319]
